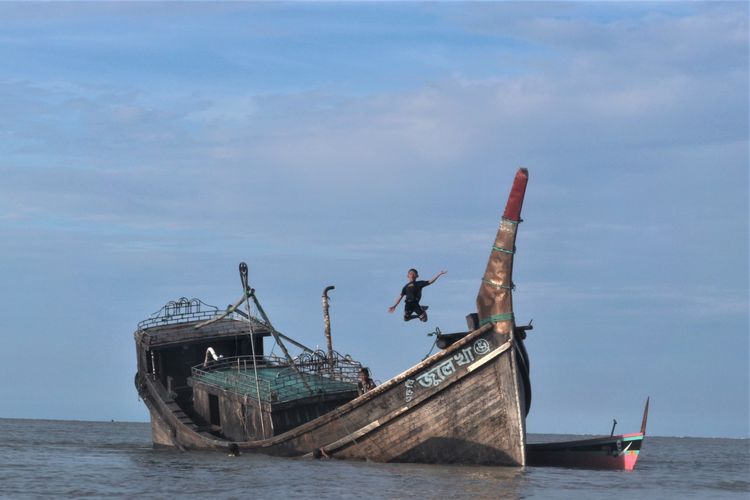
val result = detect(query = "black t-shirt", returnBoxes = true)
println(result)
[402,280,429,303]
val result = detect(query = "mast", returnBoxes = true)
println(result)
[476,168,528,336]
[640,397,650,435]
[322,286,335,371]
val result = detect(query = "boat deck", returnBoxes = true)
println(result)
[194,365,358,403]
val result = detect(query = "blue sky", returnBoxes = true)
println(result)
[0,2,747,438]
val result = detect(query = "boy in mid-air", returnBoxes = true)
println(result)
[388,268,447,322]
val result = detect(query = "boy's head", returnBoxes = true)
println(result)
[407,268,418,281]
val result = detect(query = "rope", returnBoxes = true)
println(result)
[482,278,515,290]
[491,245,515,254]
[243,290,266,438]
[479,313,515,326]
[422,338,438,361]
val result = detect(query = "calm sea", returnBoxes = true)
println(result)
[0,419,747,499]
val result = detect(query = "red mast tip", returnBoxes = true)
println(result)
[502,168,529,222]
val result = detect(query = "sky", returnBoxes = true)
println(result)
[0,2,747,439]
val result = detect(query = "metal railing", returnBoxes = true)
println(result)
[293,349,362,382]
[137,297,244,330]
[192,353,361,403]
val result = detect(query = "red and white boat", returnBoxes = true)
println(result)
[527,398,650,470]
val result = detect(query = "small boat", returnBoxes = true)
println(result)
[134,168,534,465]
[527,398,650,470]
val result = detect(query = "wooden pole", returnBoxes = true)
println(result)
[322,286,335,371]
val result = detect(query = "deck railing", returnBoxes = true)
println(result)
[192,353,361,403]
[137,297,244,330]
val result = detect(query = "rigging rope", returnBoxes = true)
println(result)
[479,312,515,326]
[422,326,442,360]
[240,263,266,438]
[422,338,438,361]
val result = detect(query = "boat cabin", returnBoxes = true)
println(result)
[135,297,361,442]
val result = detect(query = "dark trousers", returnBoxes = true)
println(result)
[404,301,425,321]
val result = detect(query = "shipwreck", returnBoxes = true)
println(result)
[134,168,531,465]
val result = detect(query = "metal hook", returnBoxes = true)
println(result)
[239,262,249,292]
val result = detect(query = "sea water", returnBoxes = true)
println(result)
[0,419,747,499]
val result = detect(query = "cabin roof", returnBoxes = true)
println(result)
[136,317,271,348]
[134,297,273,348]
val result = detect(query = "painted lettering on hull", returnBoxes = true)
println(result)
[404,339,495,402]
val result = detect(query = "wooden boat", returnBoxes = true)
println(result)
[134,168,531,465]
[527,398,650,470]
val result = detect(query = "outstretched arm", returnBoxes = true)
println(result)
[428,270,447,284]
[388,294,404,313]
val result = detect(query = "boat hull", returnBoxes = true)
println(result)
[149,409,179,448]
[330,341,526,464]
[136,322,528,465]
[527,433,644,470]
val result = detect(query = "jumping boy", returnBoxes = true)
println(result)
[388,268,447,322]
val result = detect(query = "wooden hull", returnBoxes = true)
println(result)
[137,322,528,465]
[527,433,644,470]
